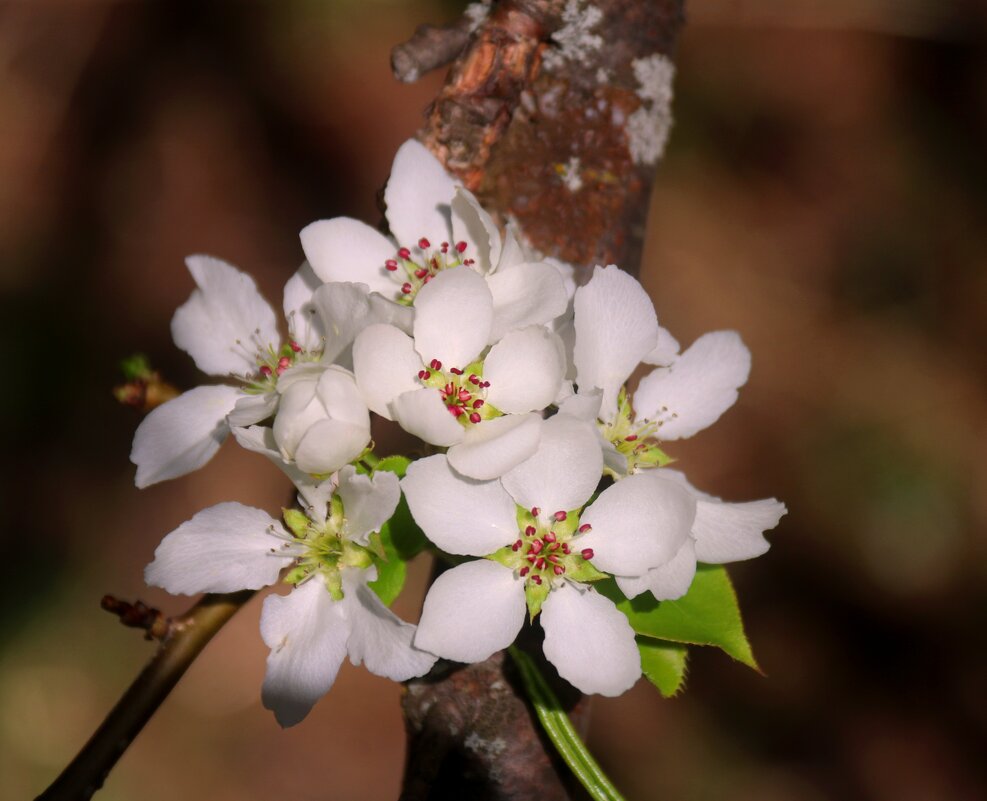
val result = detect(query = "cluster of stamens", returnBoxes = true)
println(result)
[602,387,675,474]
[385,237,474,304]
[416,358,497,427]
[510,508,594,588]
[243,340,306,393]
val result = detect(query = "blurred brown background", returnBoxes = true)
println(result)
[2,1,986,799]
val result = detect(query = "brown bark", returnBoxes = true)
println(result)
[395,1,686,797]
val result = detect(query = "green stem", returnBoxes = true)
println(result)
[36,590,255,801]
[508,646,626,801]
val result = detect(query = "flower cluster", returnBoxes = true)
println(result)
[133,139,785,725]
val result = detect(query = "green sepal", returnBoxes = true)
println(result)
[596,565,759,670]
[487,546,521,569]
[120,353,153,381]
[340,542,373,569]
[525,580,550,619]
[374,454,411,478]
[566,559,608,583]
[325,571,344,601]
[283,565,308,586]
[282,508,310,539]
[365,531,387,560]
[637,637,688,697]
[368,521,406,607]
[552,511,580,538]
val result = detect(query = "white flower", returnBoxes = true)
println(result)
[144,466,435,726]
[565,264,752,476]
[613,469,786,601]
[352,267,568,480]
[401,414,697,696]
[130,257,387,487]
[299,139,568,340]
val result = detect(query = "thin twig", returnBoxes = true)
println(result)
[36,590,255,801]
[391,17,474,83]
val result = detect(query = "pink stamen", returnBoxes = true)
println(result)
[561,543,571,554]
[469,412,481,424]
[277,356,291,369]
[581,548,594,560]
[529,540,543,555]
[547,554,560,564]
[553,511,567,522]
[398,247,411,260]
[527,554,537,563]
[519,566,530,577]
[549,542,560,552]
[543,531,557,543]
[532,575,542,585]
[449,406,464,417]
[385,259,398,271]
[464,258,475,265]
[525,525,536,536]
[456,241,467,253]
[625,434,638,442]
[578,523,592,534]
[531,507,540,517]
[418,370,431,380]
[535,557,546,569]
[289,341,302,353]
[450,367,463,375]
[430,359,442,371]
[259,365,273,377]
[401,283,413,294]
[418,237,430,249]
[441,242,449,253]
[414,268,428,279]
[275,365,287,376]
[468,374,479,385]
[458,389,471,402]
[553,565,565,575]
[512,539,522,552]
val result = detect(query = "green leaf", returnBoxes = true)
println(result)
[368,519,407,606]
[509,647,627,801]
[374,454,411,478]
[597,565,759,670]
[637,637,688,697]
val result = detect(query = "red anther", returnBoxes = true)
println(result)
[553,511,567,522]
[449,406,464,417]
[464,258,475,265]
[385,259,399,271]
[625,434,638,442]
[457,389,471,402]
[471,400,483,410]
[526,553,537,563]
[512,539,523,551]
[547,554,560,564]
[430,257,439,269]
[277,356,291,369]
[456,241,467,253]
[519,566,530,577]
[430,359,442,370]
[480,381,490,388]
[441,242,449,252]
[424,275,433,283]
[398,247,411,260]
[529,540,543,555]
[553,565,565,575]
[418,237,430,249]
[276,365,287,376]
[531,507,540,517]
[578,523,592,534]
[289,340,302,353]
[532,575,542,585]
[561,543,571,554]
[535,557,546,570]
[581,548,595,560]
[259,365,273,377]
[414,268,428,279]
[418,370,431,380]
[543,531,557,543]
[549,542,560,552]
[525,525,536,536]
[401,283,413,294]
[450,367,463,375]
[468,374,479,385]
[469,412,481,424]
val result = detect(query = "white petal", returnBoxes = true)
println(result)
[312,281,371,365]
[693,497,786,563]
[343,570,436,680]
[283,263,325,352]
[572,265,658,420]
[484,327,566,414]
[294,418,370,475]
[300,217,398,297]
[486,262,569,343]
[450,188,501,274]
[412,267,493,368]
[171,255,280,377]
[316,366,369,424]
[232,424,323,507]
[260,580,350,727]
[541,583,640,696]
[401,455,517,555]
[446,413,543,480]
[145,503,291,594]
[495,223,526,271]
[352,324,422,419]
[272,376,323,458]
[415,561,526,662]
[131,385,239,487]
[501,414,602,518]
[616,538,697,601]
[337,466,401,544]
[227,391,279,428]
[392,387,465,447]
[642,326,680,366]
[634,331,751,440]
[557,389,602,421]
[384,139,457,248]
[368,291,415,335]
[578,471,696,575]
[275,361,327,394]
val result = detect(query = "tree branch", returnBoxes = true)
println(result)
[36,591,255,801]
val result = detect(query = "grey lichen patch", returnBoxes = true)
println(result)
[464,732,509,760]
[464,0,491,32]
[626,53,676,165]
[542,0,603,70]
[556,156,584,192]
